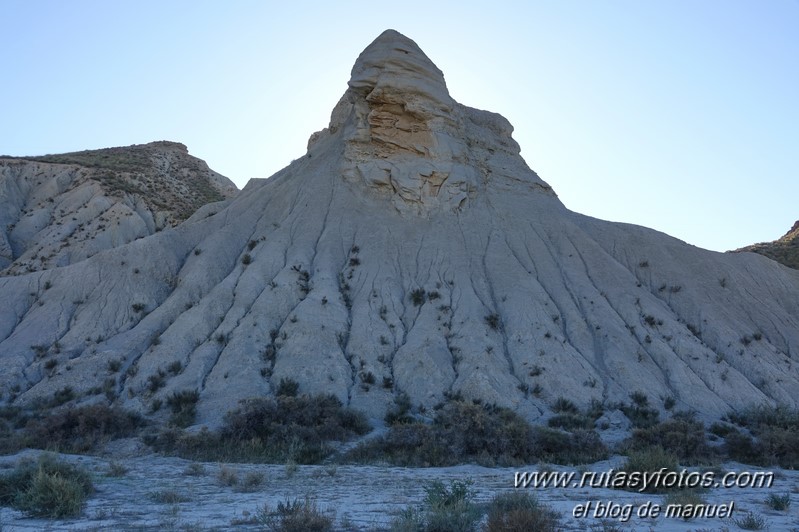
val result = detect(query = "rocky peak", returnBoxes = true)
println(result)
[310,30,551,215]
[348,29,453,117]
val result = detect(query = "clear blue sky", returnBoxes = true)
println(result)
[1,0,797,252]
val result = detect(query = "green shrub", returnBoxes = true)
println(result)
[166,389,199,428]
[217,465,238,487]
[238,470,265,492]
[147,393,370,464]
[619,400,660,429]
[628,418,712,464]
[708,421,736,437]
[630,391,649,407]
[727,404,799,430]
[410,289,427,306]
[532,427,608,465]
[258,496,334,531]
[385,393,413,425]
[617,446,680,493]
[485,313,501,330]
[733,511,768,530]
[723,405,799,468]
[349,400,607,466]
[49,387,75,407]
[764,492,791,511]
[662,490,707,520]
[276,377,300,397]
[0,455,93,518]
[485,491,560,532]
[22,404,144,453]
[552,397,579,414]
[106,462,128,477]
[547,413,593,430]
[391,480,480,532]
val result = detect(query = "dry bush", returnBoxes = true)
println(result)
[485,491,560,532]
[0,455,93,518]
[22,404,144,453]
[628,417,713,464]
[146,393,370,464]
[348,400,607,466]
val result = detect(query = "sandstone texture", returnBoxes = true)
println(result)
[0,30,797,428]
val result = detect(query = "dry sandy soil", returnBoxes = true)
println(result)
[1,449,797,531]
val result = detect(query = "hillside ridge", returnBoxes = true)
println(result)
[0,30,796,430]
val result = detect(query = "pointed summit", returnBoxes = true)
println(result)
[348,30,453,114]
[306,30,553,215]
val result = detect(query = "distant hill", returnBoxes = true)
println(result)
[735,221,799,270]
[0,141,237,274]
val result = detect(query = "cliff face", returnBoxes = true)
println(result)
[1,30,797,427]
[0,141,236,275]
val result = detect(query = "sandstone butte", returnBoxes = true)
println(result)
[0,29,797,429]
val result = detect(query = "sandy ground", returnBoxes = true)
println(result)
[0,449,797,531]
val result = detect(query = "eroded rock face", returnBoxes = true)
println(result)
[0,142,236,275]
[310,30,550,215]
[0,30,798,429]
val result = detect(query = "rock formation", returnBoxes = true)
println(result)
[0,141,237,274]
[1,30,797,428]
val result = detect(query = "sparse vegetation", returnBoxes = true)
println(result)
[618,392,660,429]
[106,461,128,477]
[349,399,607,467]
[166,360,182,375]
[13,404,144,454]
[733,510,768,530]
[217,465,239,487]
[485,491,560,532]
[166,389,199,428]
[147,393,370,464]
[239,470,265,492]
[485,313,501,331]
[617,446,679,493]
[764,492,791,511]
[662,490,707,520]
[410,288,426,306]
[0,455,93,518]
[722,404,799,468]
[276,377,300,397]
[183,462,206,476]
[628,417,712,465]
[148,489,190,504]
[147,369,167,392]
[258,496,334,531]
[391,480,480,532]
[49,386,75,407]
[24,143,226,220]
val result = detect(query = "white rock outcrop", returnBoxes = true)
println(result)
[0,30,797,428]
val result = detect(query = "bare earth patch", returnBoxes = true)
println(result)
[1,450,797,530]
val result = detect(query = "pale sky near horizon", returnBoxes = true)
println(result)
[1,1,797,253]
